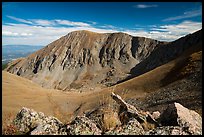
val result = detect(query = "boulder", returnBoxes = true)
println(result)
[111,92,147,124]
[66,116,102,135]
[159,102,202,135]
[145,126,190,135]
[13,107,67,135]
[151,111,160,120]
[104,118,145,135]
[11,98,202,135]
[30,124,45,135]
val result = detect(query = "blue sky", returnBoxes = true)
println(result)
[2,2,202,46]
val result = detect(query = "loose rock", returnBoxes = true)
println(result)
[159,102,202,135]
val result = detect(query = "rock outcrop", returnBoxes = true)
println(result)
[145,126,190,135]
[11,93,202,135]
[111,92,152,124]
[104,117,145,135]
[66,116,102,135]
[13,107,67,135]
[159,102,202,135]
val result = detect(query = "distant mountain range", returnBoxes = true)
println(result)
[2,45,44,64]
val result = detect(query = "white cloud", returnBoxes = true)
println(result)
[20,32,33,36]
[7,15,33,24]
[2,17,202,46]
[87,21,97,25]
[131,20,202,41]
[2,22,119,45]
[134,4,158,9]
[7,16,92,27]
[2,31,18,36]
[55,19,90,27]
[151,21,202,35]
[100,24,117,29]
[31,19,55,26]
[2,30,32,37]
[163,8,202,21]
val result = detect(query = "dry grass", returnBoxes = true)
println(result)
[102,107,121,132]
[96,86,122,132]
[2,112,19,135]
[180,51,202,76]
[46,92,75,123]
[141,121,156,131]
[44,76,51,80]
[2,71,91,124]
[2,124,19,135]
[2,71,114,127]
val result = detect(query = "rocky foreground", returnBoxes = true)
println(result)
[4,93,202,135]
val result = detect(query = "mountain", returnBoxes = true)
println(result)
[5,30,162,90]
[5,29,202,92]
[2,45,44,64]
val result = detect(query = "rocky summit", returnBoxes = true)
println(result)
[5,29,202,91]
[9,93,202,135]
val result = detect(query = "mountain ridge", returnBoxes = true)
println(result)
[6,29,202,91]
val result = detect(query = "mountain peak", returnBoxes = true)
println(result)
[68,30,101,35]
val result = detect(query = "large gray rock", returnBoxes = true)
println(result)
[111,92,147,124]
[159,102,202,135]
[67,116,102,135]
[11,98,202,135]
[151,111,160,120]
[104,118,145,135]
[111,92,159,128]
[145,126,190,135]
[13,107,67,135]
